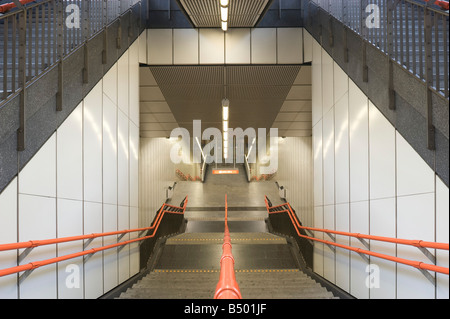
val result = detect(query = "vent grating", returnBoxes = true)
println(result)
[146,65,303,133]
[179,0,270,28]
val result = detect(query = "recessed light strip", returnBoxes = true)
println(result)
[220,0,229,31]
[222,98,230,159]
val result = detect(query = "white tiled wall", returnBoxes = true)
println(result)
[226,28,251,64]
[0,35,142,299]
[144,28,304,65]
[276,136,313,227]
[436,178,449,299]
[0,178,18,299]
[139,137,176,228]
[310,33,449,299]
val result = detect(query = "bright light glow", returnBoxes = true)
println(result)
[222,106,229,121]
[223,120,228,132]
[223,131,228,142]
[247,137,256,159]
[220,6,228,21]
[196,137,206,160]
[221,21,228,31]
[220,0,229,6]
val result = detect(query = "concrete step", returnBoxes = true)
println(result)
[166,232,287,245]
[116,267,338,299]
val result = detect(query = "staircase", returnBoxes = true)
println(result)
[116,211,338,299]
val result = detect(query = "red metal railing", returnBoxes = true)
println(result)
[214,195,242,299]
[425,0,450,10]
[0,0,35,13]
[264,196,449,276]
[0,197,188,278]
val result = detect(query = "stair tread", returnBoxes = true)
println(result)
[166,232,287,245]
[116,266,338,299]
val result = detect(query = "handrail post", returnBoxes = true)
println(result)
[387,0,396,110]
[424,2,436,150]
[15,0,27,151]
[56,0,64,111]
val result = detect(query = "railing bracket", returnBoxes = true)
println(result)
[357,252,370,264]
[325,232,335,242]
[18,246,34,264]
[357,237,370,250]
[19,269,34,284]
[83,238,94,250]
[418,268,435,286]
[325,243,336,253]
[418,247,436,264]
[83,253,95,263]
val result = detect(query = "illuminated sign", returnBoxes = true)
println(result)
[212,169,239,175]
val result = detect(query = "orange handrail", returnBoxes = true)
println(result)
[214,195,242,299]
[265,196,449,276]
[0,0,34,13]
[425,0,450,10]
[0,197,188,278]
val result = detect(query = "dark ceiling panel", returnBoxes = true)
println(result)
[147,65,301,134]
[179,0,270,28]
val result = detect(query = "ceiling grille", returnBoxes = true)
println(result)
[229,0,269,27]
[146,65,302,133]
[179,0,270,28]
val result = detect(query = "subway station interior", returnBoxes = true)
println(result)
[0,0,449,302]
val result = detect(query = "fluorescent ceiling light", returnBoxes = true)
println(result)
[222,98,230,120]
[220,6,228,21]
[223,131,228,142]
[223,106,229,121]
[221,21,228,32]
[220,0,229,6]
[223,120,228,132]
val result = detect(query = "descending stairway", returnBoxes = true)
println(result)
[117,211,338,299]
